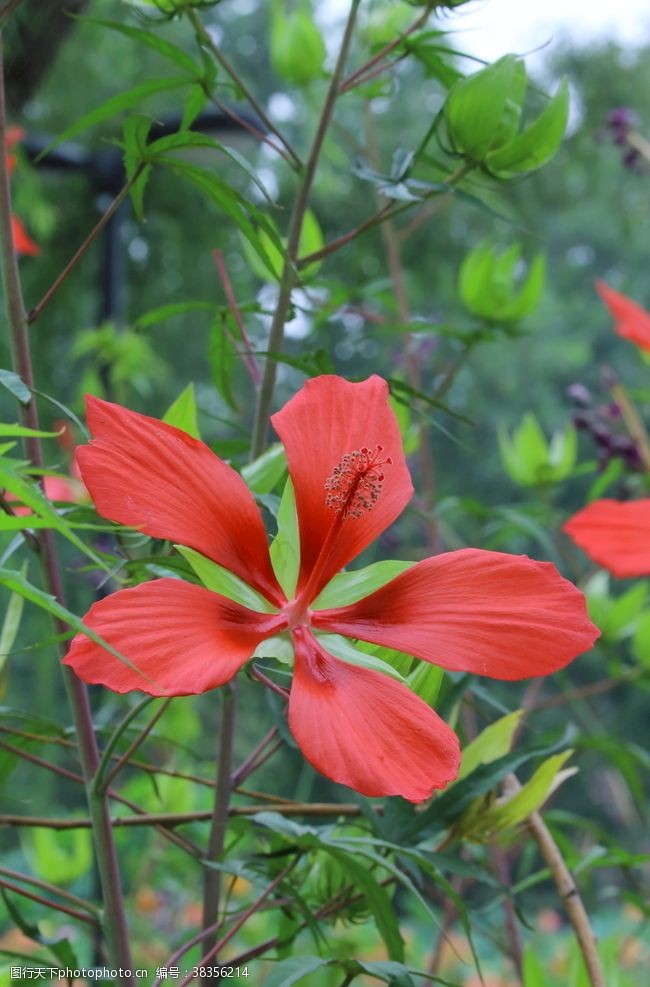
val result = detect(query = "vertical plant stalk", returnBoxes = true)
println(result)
[505,775,606,987]
[365,109,440,552]
[250,0,362,458]
[0,39,134,984]
[200,682,236,982]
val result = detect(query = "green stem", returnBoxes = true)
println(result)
[0,38,134,984]
[92,696,155,795]
[200,682,237,982]
[250,0,362,459]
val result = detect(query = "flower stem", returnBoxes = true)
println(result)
[250,0,362,459]
[505,774,606,987]
[0,38,134,983]
[201,682,237,983]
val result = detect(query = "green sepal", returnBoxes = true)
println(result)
[241,443,287,495]
[486,78,569,175]
[162,382,200,439]
[444,55,523,160]
[175,545,277,613]
[270,478,300,598]
[313,560,413,610]
[458,710,523,780]
[315,633,408,683]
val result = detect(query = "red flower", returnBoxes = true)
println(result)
[596,280,650,352]
[564,499,650,577]
[11,214,39,257]
[63,376,598,801]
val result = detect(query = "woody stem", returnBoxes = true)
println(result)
[0,38,134,984]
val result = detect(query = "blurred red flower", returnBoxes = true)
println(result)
[564,499,650,577]
[63,376,598,801]
[596,280,650,352]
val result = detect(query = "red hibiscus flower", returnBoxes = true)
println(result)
[564,499,650,577]
[596,280,650,352]
[63,376,598,801]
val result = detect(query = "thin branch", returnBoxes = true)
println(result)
[101,698,171,791]
[27,170,143,326]
[339,3,432,93]
[0,876,99,928]
[213,249,262,386]
[505,774,606,987]
[250,0,362,458]
[0,803,364,829]
[0,865,101,916]
[92,696,156,794]
[231,726,278,786]
[186,8,301,170]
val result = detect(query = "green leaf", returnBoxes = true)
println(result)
[407,661,444,705]
[0,459,110,571]
[209,321,238,411]
[270,478,300,598]
[175,545,276,613]
[486,78,570,175]
[162,383,200,439]
[134,300,215,331]
[0,561,26,687]
[0,424,58,437]
[261,956,329,987]
[315,633,407,683]
[461,750,575,838]
[241,443,287,495]
[0,369,31,406]
[122,115,153,220]
[25,826,92,884]
[0,567,155,686]
[270,4,326,86]
[631,610,650,667]
[444,55,522,160]
[313,560,413,609]
[458,710,523,780]
[41,77,193,156]
[80,17,202,76]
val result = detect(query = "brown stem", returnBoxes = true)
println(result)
[0,803,364,829]
[27,171,142,326]
[186,8,301,170]
[0,876,99,927]
[250,0,362,459]
[505,774,606,987]
[102,698,171,790]
[213,248,262,386]
[339,4,432,94]
[0,864,100,916]
[201,683,237,979]
[0,49,134,977]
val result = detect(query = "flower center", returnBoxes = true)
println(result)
[324,445,392,519]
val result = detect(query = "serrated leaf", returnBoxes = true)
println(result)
[40,77,193,157]
[313,560,413,609]
[175,545,276,613]
[162,383,200,439]
[80,17,202,76]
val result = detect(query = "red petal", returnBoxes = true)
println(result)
[288,628,460,802]
[78,396,285,606]
[596,280,650,352]
[313,549,599,680]
[63,579,283,696]
[564,499,650,577]
[271,376,413,600]
[11,215,39,257]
